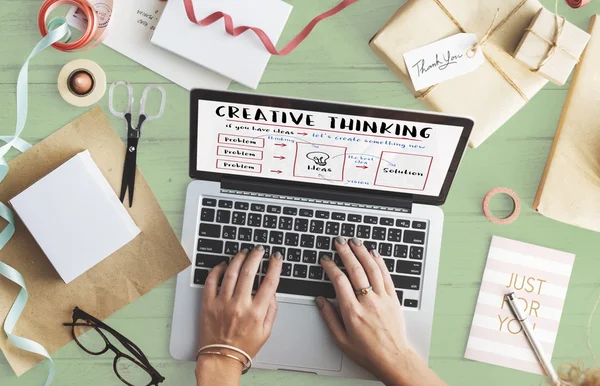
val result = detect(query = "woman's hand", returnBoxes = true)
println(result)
[196,246,283,385]
[315,236,446,386]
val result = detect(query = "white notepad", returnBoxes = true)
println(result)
[151,0,293,89]
[10,150,141,284]
[464,236,575,375]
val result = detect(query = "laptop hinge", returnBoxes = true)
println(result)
[221,177,413,213]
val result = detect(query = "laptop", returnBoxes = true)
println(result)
[170,89,473,380]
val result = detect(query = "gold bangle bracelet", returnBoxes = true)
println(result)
[196,351,251,374]
[197,344,253,374]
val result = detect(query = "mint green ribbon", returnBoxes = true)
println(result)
[0,17,71,386]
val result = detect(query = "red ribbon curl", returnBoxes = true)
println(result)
[183,0,359,56]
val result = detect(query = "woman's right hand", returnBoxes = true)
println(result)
[315,236,446,386]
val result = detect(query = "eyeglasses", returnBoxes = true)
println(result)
[64,307,165,386]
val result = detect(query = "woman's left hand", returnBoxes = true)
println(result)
[198,246,283,358]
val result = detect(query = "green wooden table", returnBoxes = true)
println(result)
[1,0,599,385]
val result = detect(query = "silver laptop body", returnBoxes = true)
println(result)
[170,90,472,380]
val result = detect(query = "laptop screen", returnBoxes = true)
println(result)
[191,90,472,203]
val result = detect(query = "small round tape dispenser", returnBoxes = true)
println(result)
[58,59,106,107]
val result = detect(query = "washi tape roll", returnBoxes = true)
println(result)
[482,187,521,225]
[565,0,590,8]
[57,59,106,107]
[38,0,113,51]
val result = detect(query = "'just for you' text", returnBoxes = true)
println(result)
[497,273,547,334]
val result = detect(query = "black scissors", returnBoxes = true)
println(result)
[109,80,166,207]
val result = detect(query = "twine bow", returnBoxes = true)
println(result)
[419,0,529,101]
[466,9,500,58]
[526,0,580,72]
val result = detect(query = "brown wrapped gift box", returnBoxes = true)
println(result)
[370,0,548,148]
[513,7,590,85]
[534,15,600,232]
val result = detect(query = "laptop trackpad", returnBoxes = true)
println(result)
[255,302,343,372]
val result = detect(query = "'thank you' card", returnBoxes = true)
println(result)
[465,236,575,375]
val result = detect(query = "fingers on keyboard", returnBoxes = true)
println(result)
[220,249,250,296]
[372,253,396,294]
[203,263,227,300]
[195,199,426,308]
[346,238,383,292]
[255,254,283,305]
[320,257,356,304]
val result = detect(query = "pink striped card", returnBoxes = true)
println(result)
[464,236,575,374]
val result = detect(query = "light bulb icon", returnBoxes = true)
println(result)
[306,152,330,166]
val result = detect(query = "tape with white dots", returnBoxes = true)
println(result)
[482,187,521,225]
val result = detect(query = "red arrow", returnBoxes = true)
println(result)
[275,143,287,147]
[356,165,368,169]
[297,132,308,136]
[273,156,285,160]
[270,170,282,174]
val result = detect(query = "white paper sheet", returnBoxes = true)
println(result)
[10,151,141,284]
[66,0,230,91]
[151,0,292,89]
[194,100,465,197]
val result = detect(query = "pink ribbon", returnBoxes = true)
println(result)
[182,0,359,56]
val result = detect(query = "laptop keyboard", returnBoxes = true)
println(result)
[191,196,428,308]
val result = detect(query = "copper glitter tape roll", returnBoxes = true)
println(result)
[57,59,106,107]
[482,187,521,224]
[565,0,590,8]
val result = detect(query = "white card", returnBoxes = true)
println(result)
[403,33,485,91]
[464,236,575,375]
[151,0,293,89]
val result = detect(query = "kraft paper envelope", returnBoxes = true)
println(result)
[534,15,600,232]
[0,107,190,376]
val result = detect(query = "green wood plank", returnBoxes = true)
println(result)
[1,0,600,384]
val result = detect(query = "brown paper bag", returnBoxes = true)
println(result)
[0,108,190,375]
[370,0,548,148]
[534,15,600,232]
